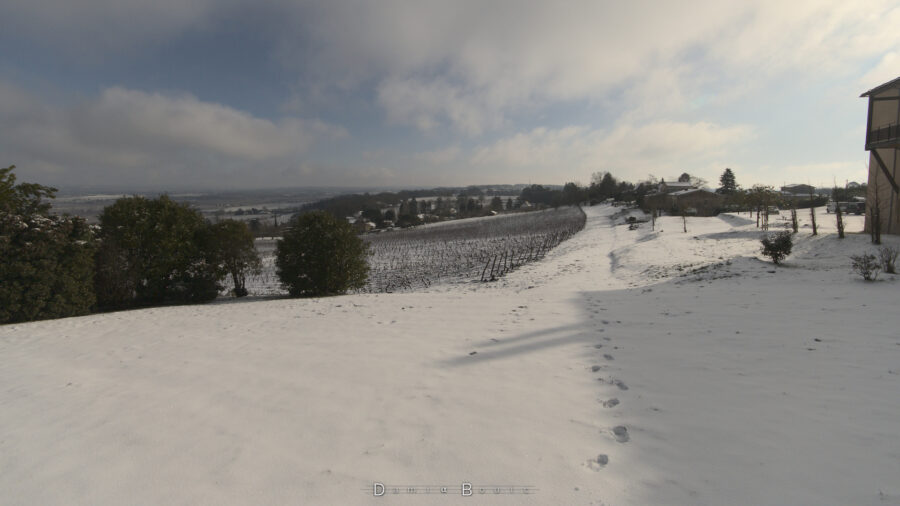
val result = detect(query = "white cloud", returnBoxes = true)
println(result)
[0,82,341,188]
[470,121,754,184]
[754,161,869,188]
[5,1,898,134]
[3,0,897,187]
[288,0,900,134]
[377,78,504,135]
[860,52,900,91]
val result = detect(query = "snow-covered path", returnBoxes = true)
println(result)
[2,205,899,505]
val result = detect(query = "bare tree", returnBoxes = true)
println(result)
[879,246,898,274]
[790,201,798,234]
[870,179,881,244]
[832,181,844,239]
[808,188,817,236]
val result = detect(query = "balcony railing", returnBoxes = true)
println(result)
[866,122,900,149]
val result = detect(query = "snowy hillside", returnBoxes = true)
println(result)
[2,205,898,505]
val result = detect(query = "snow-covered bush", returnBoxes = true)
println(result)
[850,253,881,281]
[760,231,792,265]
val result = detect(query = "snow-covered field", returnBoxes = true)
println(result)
[2,205,899,505]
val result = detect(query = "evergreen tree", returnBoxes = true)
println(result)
[562,182,583,205]
[94,195,222,309]
[275,211,369,297]
[718,168,737,194]
[597,173,617,199]
[0,165,96,323]
[761,231,793,265]
[0,165,56,215]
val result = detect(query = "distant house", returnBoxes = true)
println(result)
[642,179,698,213]
[781,184,815,196]
[658,180,696,194]
[643,188,722,216]
[352,220,376,233]
[861,76,900,234]
[669,188,724,216]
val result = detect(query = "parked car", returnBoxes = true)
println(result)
[846,202,865,215]
[826,201,864,214]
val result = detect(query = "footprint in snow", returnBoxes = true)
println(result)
[601,398,619,408]
[585,454,609,471]
[612,425,629,443]
[597,377,628,390]
[603,354,614,361]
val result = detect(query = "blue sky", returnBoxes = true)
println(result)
[1,0,898,191]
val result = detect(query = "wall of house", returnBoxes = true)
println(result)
[870,87,900,128]
[673,192,723,216]
[643,193,669,212]
[865,87,900,235]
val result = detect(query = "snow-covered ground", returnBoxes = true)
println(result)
[2,205,899,505]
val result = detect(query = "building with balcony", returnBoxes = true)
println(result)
[861,76,900,234]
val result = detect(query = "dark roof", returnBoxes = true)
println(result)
[860,76,900,97]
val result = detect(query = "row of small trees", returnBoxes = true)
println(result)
[1,166,370,324]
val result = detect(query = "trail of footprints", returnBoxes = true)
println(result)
[585,320,630,472]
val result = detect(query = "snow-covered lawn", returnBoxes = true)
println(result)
[2,205,898,505]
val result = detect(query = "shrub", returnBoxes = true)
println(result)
[94,195,223,309]
[850,253,881,281]
[276,211,369,297]
[760,231,793,265]
[878,246,898,274]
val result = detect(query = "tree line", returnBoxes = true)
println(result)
[1,166,368,324]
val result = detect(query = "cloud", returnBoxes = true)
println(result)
[3,0,897,187]
[860,52,900,90]
[288,0,900,133]
[377,77,505,135]
[5,1,898,133]
[754,161,868,188]
[0,0,224,57]
[470,121,754,183]
[0,82,342,188]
